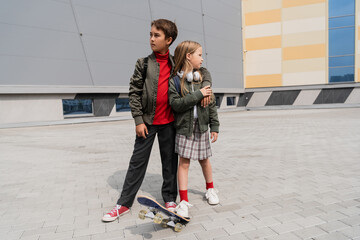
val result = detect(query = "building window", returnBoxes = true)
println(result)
[215,96,221,108]
[116,98,131,112]
[62,99,93,116]
[227,96,236,106]
[328,0,355,83]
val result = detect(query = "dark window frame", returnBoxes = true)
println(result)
[328,0,355,83]
[115,98,131,112]
[62,99,94,117]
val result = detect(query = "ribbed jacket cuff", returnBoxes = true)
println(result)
[195,90,204,100]
[134,116,144,125]
[210,125,219,133]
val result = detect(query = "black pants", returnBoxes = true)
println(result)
[117,122,178,207]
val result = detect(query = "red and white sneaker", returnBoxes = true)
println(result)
[165,201,177,212]
[102,205,130,222]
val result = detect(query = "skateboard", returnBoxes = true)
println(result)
[137,195,190,232]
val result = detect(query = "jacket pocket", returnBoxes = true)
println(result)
[174,112,188,130]
[198,106,209,125]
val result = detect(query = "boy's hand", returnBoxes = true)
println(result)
[200,86,212,97]
[136,123,148,139]
[201,96,211,107]
[210,132,218,143]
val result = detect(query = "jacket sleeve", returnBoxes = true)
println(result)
[209,100,220,133]
[200,67,212,87]
[169,78,204,113]
[128,58,145,125]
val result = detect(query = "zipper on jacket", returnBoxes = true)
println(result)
[189,110,193,136]
[189,82,194,135]
[151,62,160,123]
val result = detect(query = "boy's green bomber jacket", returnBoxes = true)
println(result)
[168,68,220,137]
[128,52,175,126]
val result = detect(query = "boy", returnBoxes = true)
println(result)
[102,19,179,222]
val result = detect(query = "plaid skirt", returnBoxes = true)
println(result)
[175,119,212,161]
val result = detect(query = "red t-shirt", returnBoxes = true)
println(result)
[152,50,174,125]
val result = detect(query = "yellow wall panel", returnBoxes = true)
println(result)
[354,55,359,82]
[283,58,326,73]
[283,0,325,8]
[283,17,326,34]
[358,26,360,40]
[243,0,282,13]
[283,71,326,85]
[283,44,326,60]
[246,74,282,88]
[245,9,281,26]
[283,31,326,47]
[245,22,282,38]
[245,36,282,51]
[282,3,326,21]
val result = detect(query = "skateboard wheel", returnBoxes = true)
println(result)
[161,219,169,228]
[139,209,147,220]
[153,213,163,224]
[174,223,183,232]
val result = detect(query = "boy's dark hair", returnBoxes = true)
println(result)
[151,19,178,46]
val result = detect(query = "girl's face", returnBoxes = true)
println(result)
[187,47,203,70]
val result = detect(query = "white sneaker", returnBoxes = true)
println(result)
[205,188,219,205]
[175,200,192,218]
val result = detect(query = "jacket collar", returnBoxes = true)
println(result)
[148,51,175,68]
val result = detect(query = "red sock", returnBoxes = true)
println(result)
[179,190,188,202]
[206,182,214,190]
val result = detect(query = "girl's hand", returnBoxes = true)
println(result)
[200,86,212,97]
[201,96,211,107]
[210,132,218,143]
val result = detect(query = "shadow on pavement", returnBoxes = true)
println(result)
[107,170,164,199]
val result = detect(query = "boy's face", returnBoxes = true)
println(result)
[150,26,172,54]
[187,47,203,70]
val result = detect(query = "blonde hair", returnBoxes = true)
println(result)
[173,41,203,96]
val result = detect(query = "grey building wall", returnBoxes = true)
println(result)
[0,0,244,90]
[2,1,357,127]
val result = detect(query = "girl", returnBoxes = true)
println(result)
[168,41,220,218]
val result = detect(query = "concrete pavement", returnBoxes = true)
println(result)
[0,108,360,240]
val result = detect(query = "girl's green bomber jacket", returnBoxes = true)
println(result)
[168,68,220,137]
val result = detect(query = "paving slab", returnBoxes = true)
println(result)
[1,108,360,239]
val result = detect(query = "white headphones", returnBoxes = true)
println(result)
[177,71,200,82]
